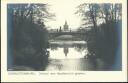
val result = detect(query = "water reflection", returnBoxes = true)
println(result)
[47,41,87,59]
[64,47,68,57]
[45,41,92,71]
[44,41,120,71]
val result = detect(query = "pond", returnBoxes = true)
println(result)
[44,41,109,71]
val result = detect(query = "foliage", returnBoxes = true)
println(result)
[76,3,122,69]
[7,4,53,70]
[76,3,121,29]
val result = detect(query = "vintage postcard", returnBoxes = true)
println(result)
[1,0,127,82]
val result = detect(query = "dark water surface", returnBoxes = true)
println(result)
[44,41,121,71]
[10,41,121,71]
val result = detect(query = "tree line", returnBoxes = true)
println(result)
[76,3,122,70]
[7,4,54,70]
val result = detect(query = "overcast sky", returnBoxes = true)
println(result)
[44,0,86,29]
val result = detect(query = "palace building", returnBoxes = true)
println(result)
[49,20,70,32]
[63,21,69,31]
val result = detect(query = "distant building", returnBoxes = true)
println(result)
[63,21,69,31]
[49,20,70,32]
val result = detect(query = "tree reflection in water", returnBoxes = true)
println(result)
[45,41,121,71]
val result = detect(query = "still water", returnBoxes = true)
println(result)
[10,40,121,71]
[44,41,107,71]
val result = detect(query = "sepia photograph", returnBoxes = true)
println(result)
[7,2,122,71]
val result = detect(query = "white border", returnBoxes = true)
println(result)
[1,0,127,82]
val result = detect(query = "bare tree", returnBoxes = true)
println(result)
[76,3,100,31]
[9,4,54,26]
[99,3,122,23]
[76,3,121,28]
